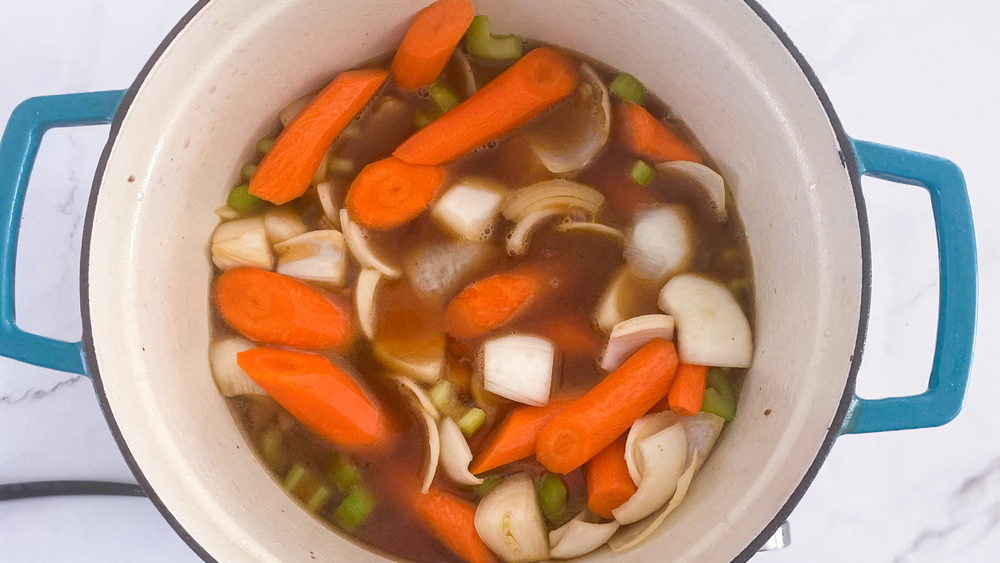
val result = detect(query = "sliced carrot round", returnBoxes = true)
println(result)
[345,156,445,230]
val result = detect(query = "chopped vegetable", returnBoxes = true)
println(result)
[283,464,307,491]
[431,178,506,241]
[373,333,445,384]
[329,455,362,492]
[263,205,309,245]
[458,407,486,436]
[474,474,548,563]
[390,0,475,89]
[506,208,565,256]
[336,486,375,530]
[346,156,445,230]
[306,486,331,512]
[250,68,388,205]
[326,157,354,176]
[444,270,547,339]
[483,334,555,406]
[278,93,315,127]
[237,348,389,451]
[429,82,460,112]
[554,221,624,242]
[668,364,708,416]
[608,451,698,552]
[260,425,285,469]
[393,375,441,421]
[415,488,496,563]
[239,163,257,181]
[465,15,523,62]
[340,209,402,278]
[608,72,647,105]
[430,380,458,414]
[612,423,687,524]
[500,178,604,223]
[274,230,348,285]
[255,135,276,154]
[439,417,484,486]
[208,335,264,397]
[586,434,637,519]
[623,411,674,485]
[537,472,568,521]
[354,269,382,340]
[532,63,611,174]
[414,110,436,129]
[470,400,572,474]
[656,160,727,221]
[658,273,753,368]
[211,216,273,271]
[475,474,503,497]
[450,49,477,97]
[601,314,675,371]
[315,181,340,227]
[214,205,241,220]
[701,367,738,421]
[536,317,601,358]
[624,205,694,280]
[394,47,579,165]
[630,160,655,185]
[535,339,679,474]
[549,513,621,559]
[615,101,702,164]
[215,268,352,349]
[594,266,662,333]
[407,240,491,296]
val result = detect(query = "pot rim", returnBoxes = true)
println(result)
[79,1,871,561]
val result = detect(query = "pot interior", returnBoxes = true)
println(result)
[86,0,863,561]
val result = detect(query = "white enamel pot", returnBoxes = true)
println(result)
[0,0,978,561]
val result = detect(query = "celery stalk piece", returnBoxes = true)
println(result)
[465,16,523,62]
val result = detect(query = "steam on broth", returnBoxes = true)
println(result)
[207,2,753,562]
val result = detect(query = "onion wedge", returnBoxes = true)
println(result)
[209,336,265,397]
[501,179,604,223]
[506,208,565,256]
[406,240,491,296]
[438,417,483,486]
[624,205,694,281]
[612,423,687,524]
[373,333,445,384]
[450,49,477,98]
[532,64,611,174]
[656,161,726,221]
[595,266,662,333]
[554,221,624,242]
[316,181,340,227]
[658,274,753,368]
[483,335,555,406]
[601,314,675,372]
[264,205,310,245]
[274,230,347,285]
[475,474,549,562]
[393,375,440,421]
[431,178,505,241]
[340,209,401,279]
[211,216,273,271]
[393,375,441,494]
[355,269,381,340]
[549,513,620,559]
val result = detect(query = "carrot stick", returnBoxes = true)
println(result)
[615,101,703,164]
[586,434,637,519]
[214,267,353,349]
[668,363,708,416]
[393,47,579,165]
[414,487,497,563]
[390,0,475,89]
[444,270,548,339]
[470,400,572,474]
[535,338,679,474]
[536,316,602,357]
[249,68,387,205]
[345,156,445,230]
[237,348,390,451]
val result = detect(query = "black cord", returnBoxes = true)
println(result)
[0,480,147,501]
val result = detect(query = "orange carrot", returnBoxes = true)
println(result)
[668,363,708,416]
[394,47,579,165]
[444,270,547,339]
[535,339,679,474]
[470,400,572,474]
[615,101,703,164]
[214,267,353,349]
[536,317,601,357]
[390,0,475,89]
[237,348,390,451]
[414,487,496,563]
[345,156,445,230]
[586,435,637,519]
[249,68,387,205]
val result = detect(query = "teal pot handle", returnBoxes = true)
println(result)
[0,91,125,377]
[841,139,977,434]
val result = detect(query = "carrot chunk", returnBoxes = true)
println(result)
[414,487,497,563]
[668,363,709,416]
[390,0,476,89]
[586,435,637,518]
[345,156,445,230]
[615,101,703,164]
[470,400,572,474]
[444,270,546,339]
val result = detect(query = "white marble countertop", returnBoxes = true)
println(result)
[0,0,997,561]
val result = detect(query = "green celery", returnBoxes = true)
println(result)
[465,15,523,62]
[609,73,647,105]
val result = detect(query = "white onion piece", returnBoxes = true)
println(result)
[278,92,315,127]
[438,417,484,486]
[214,206,241,221]
[451,49,477,98]
[601,314,675,372]
[624,205,694,281]
[501,179,604,223]
[532,64,611,174]
[548,514,620,559]
[373,334,445,384]
[208,336,265,397]
[554,221,624,242]
[612,423,687,524]
[656,161,727,221]
[311,149,331,186]
[407,240,490,296]
[483,335,554,406]
[316,181,340,227]
[658,274,753,368]
[274,230,347,285]
[624,411,679,485]
[419,407,441,493]
[431,178,505,241]
[475,474,549,563]
[355,269,381,340]
[340,209,401,279]
[211,216,273,271]
[506,208,564,256]
[393,375,440,421]
[595,267,661,333]
[264,205,310,245]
